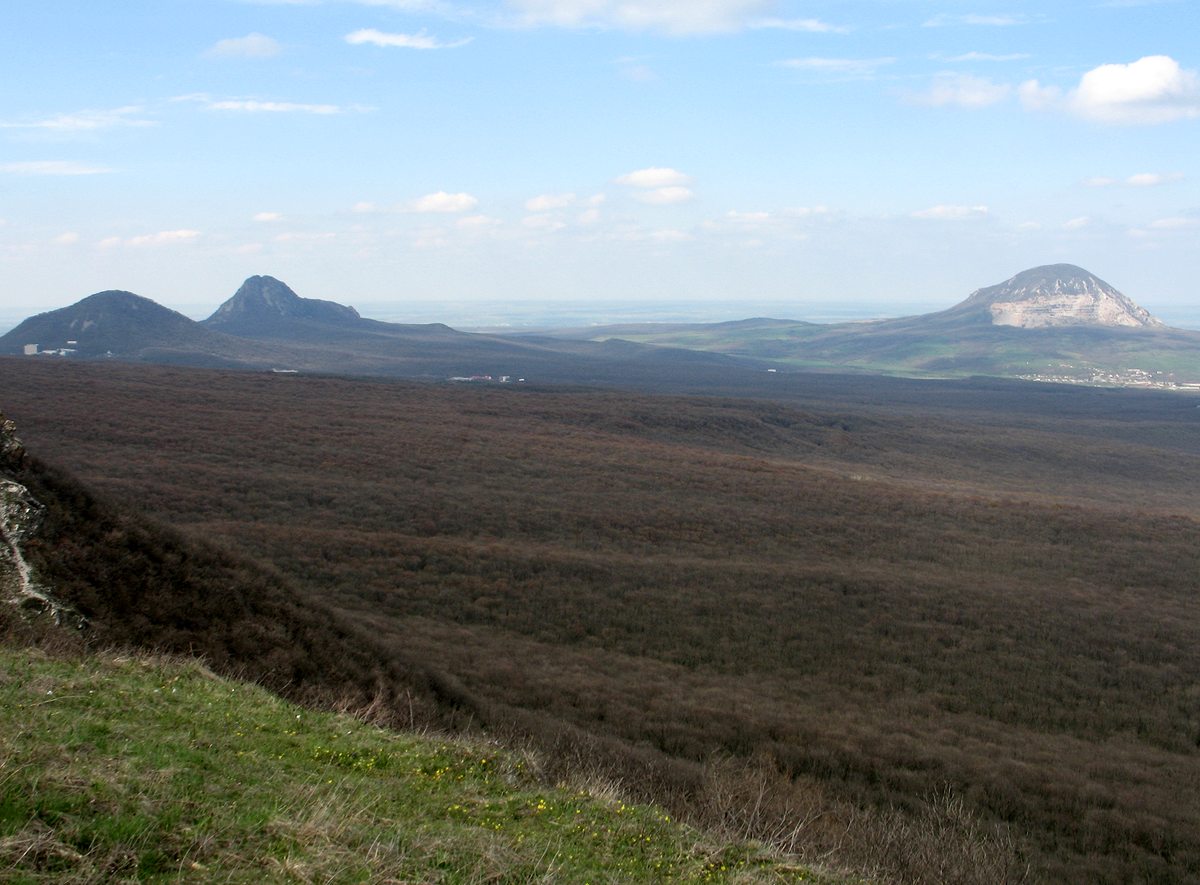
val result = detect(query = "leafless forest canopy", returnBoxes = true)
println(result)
[4,358,1200,882]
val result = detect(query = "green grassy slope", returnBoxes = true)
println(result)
[0,645,832,884]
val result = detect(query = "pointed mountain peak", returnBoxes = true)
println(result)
[958,264,1162,329]
[205,276,360,331]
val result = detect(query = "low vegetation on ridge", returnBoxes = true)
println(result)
[0,645,830,883]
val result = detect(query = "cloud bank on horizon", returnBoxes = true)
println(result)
[1,0,1197,317]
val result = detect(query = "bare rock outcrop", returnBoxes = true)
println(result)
[958,264,1163,329]
[0,412,86,628]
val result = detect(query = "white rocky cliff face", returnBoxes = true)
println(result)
[0,415,85,627]
[963,265,1164,330]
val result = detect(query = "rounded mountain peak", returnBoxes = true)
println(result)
[958,265,1161,329]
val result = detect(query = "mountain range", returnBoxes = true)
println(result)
[3,265,1197,388]
[546,265,1200,387]
[0,275,755,387]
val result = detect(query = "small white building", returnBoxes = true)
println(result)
[23,344,37,355]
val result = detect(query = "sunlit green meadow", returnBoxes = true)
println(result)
[0,646,841,883]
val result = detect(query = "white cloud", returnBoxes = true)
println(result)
[206,33,282,58]
[782,205,830,218]
[1148,216,1199,230]
[1063,216,1091,230]
[634,186,694,205]
[349,0,456,9]
[912,73,1010,108]
[344,28,472,49]
[923,13,1033,27]
[1069,55,1200,124]
[207,99,344,114]
[1127,172,1184,186]
[507,0,776,35]
[0,106,153,133]
[522,214,567,231]
[751,18,847,34]
[0,160,112,175]
[53,232,80,245]
[525,192,576,211]
[253,211,284,222]
[174,93,361,114]
[937,51,1030,63]
[1082,176,1117,187]
[352,201,378,213]
[409,191,479,212]
[727,210,770,223]
[911,204,989,220]
[617,58,658,82]
[126,229,202,247]
[646,228,690,242]
[457,214,500,228]
[777,57,894,78]
[616,166,690,188]
[274,232,337,242]
[1018,79,1062,111]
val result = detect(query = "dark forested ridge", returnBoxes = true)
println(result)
[0,406,445,729]
[4,357,1200,882]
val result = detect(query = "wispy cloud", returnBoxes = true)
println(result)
[0,106,154,133]
[1017,79,1061,111]
[1084,172,1184,187]
[615,55,658,82]
[633,186,693,205]
[911,204,989,220]
[129,229,202,246]
[1148,216,1199,229]
[253,211,285,222]
[273,231,336,242]
[506,0,777,35]
[100,229,201,248]
[210,99,344,114]
[0,160,112,175]
[751,17,848,34]
[457,214,500,229]
[909,73,1011,108]
[525,192,576,211]
[205,33,282,58]
[175,94,357,114]
[344,28,472,49]
[776,57,895,79]
[923,13,1036,27]
[934,51,1030,63]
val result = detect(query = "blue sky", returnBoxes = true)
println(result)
[2,0,1198,325]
